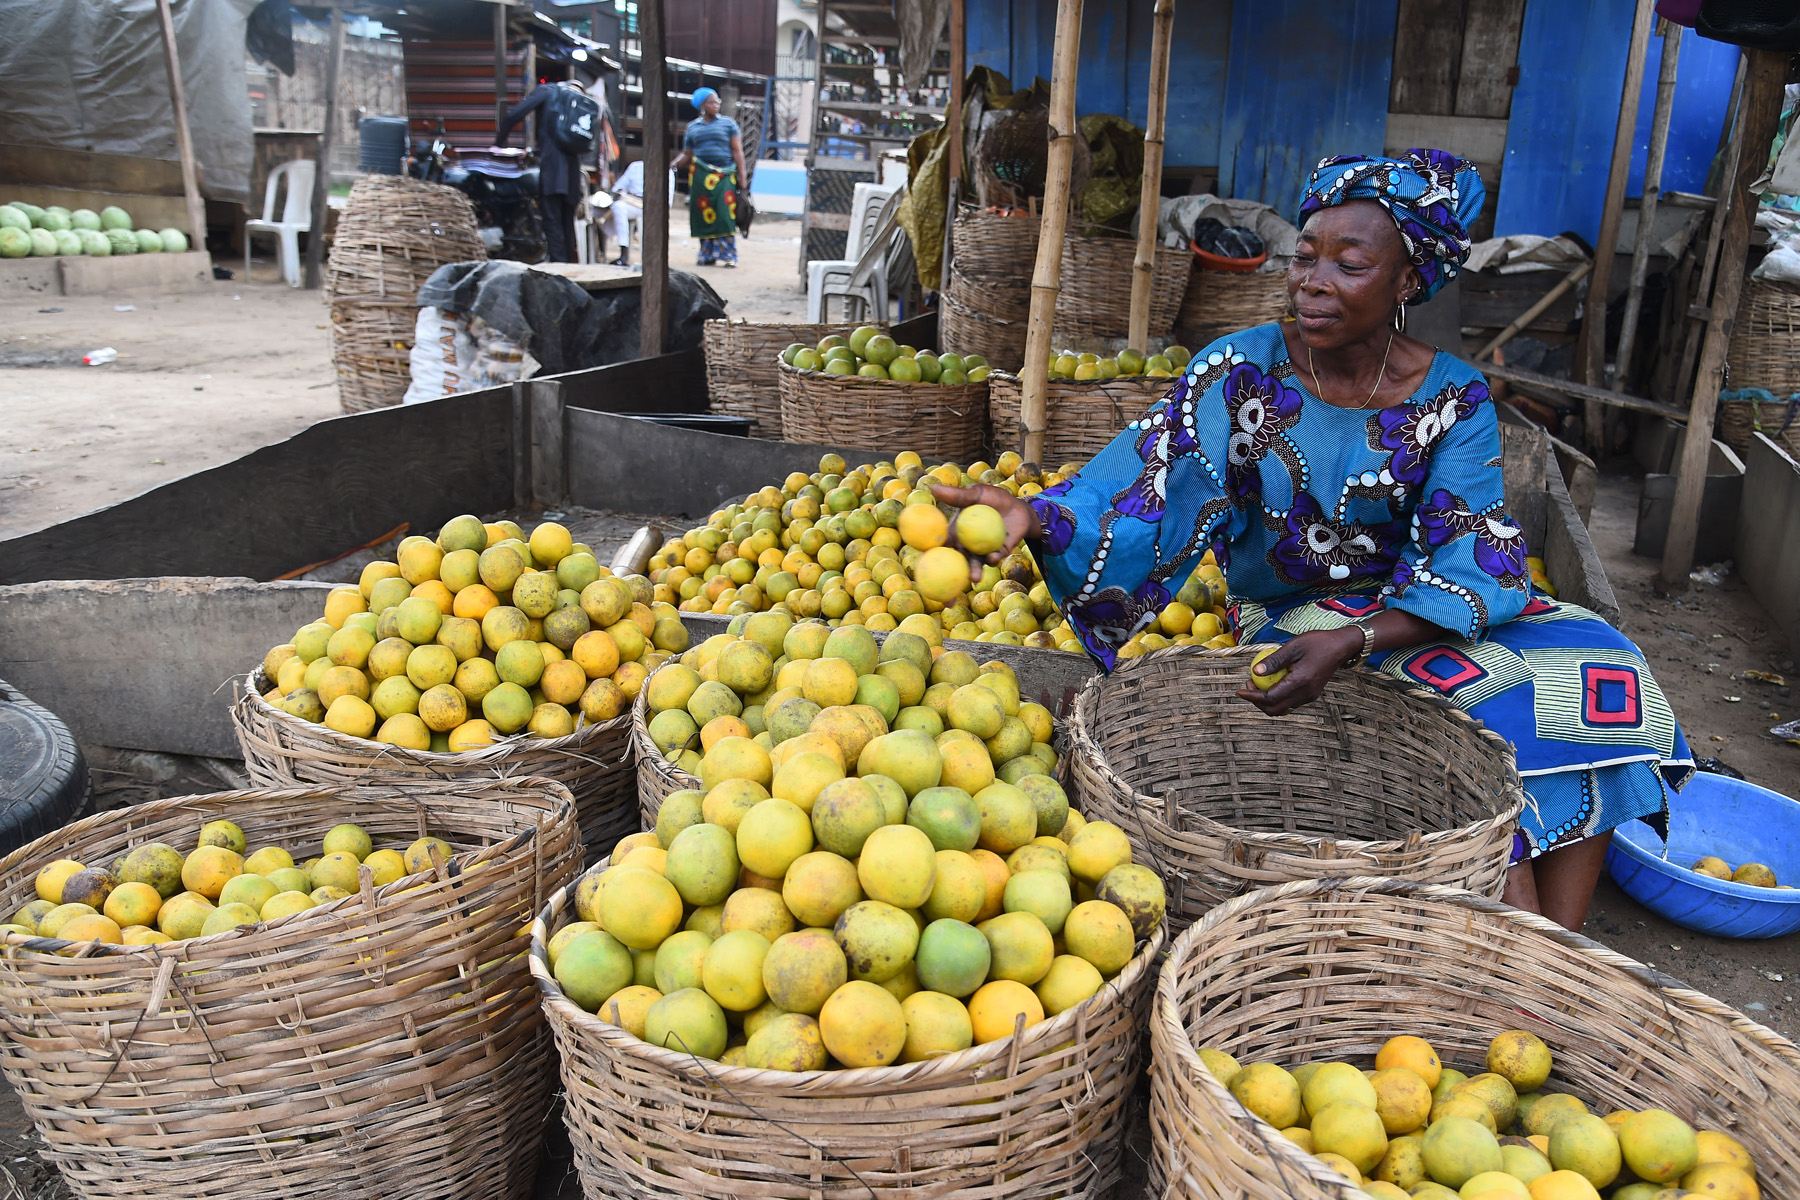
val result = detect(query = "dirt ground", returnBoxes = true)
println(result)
[0,206,808,541]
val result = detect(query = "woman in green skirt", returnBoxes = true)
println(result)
[672,87,748,267]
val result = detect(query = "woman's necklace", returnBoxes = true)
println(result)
[1307,329,1395,410]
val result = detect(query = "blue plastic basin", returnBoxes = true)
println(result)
[1606,771,1800,939]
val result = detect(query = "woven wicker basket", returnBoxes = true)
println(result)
[988,369,1171,463]
[1716,397,1800,457]
[233,671,635,861]
[1053,236,1191,343]
[531,859,1164,1200]
[0,777,579,1200]
[1175,265,1290,349]
[326,175,486,415]
[1725,277,1800,398]
[951,205,1041,277]
[703,319,874,438]
[778,360,989,460]
[1068,646,1523,933]
[940,266,1032,372]
[1150,877,1800,1200]
[632,686,698,829]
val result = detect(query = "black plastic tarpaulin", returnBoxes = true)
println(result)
[417,261,728,375]
[0,0,260,203]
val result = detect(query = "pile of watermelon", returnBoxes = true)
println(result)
[0,203,188,259]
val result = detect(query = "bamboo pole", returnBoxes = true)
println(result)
[1128,0,1175,353]
[302,6,345,290]
[1576,0,1655,454]
[940,0,966,292]
[1659,48,1788,591]
[153,0,207,255]
[1613,21,1680,390]
[1018,0,1084,465]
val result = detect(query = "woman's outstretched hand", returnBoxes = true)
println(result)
[929,484,1043,587]
[1233,627,1363,716]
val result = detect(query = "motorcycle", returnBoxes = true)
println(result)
[406,125,547,263]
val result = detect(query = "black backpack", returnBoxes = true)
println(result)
[546,84,600,154]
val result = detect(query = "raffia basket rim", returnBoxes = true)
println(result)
[238,669,631,769]
[1154,875,1800,1200]
[1072,645,1527,854]
[0,776,574,960]
[532,861,1165,1087]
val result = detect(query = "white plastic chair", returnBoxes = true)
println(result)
[245,159,316,287]
[807,182,900,322]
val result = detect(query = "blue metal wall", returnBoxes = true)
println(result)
[1217,0,1399,223]
[1497,0,1736,242]
[964,0,1738,240]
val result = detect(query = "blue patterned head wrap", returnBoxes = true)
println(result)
[1297,149,1485,303]
[692,87,718,110]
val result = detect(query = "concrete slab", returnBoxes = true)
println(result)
[0,577,333,758]
[59,250,215,296]
[0,257,62,295]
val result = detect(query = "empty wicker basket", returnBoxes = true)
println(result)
[1068,646,1523,932]
[703,319,875,438]
[1150,877,1800,1200]
[532,859,1164,1200]
[988,369,1172,464]
[1053,235,1191,343]
[1176,264,1290,350]
[326,175,485,414]
[0,778,579,1200]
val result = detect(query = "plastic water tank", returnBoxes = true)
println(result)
[359,116,410,175]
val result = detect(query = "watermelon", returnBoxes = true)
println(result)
[77,229,109,255]
[157,227,189,253]
[12,202,44,224]
[40,209,71,233]
[99,205,131,231]
[133,228,162,253]
[0,205,26,232]
[104,227,138,255]
[27,228,57,256]
[70,208,100,231]
[0,226,29,257]
[51,230,81,255]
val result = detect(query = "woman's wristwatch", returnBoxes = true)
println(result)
[1343,619,1378,669]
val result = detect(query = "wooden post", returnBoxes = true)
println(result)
[153,0,207,254]
[940,0,966,292]
[1658,48,1788,591]
[1613,22,1680,391]
[1576,0,1655,453]
[494,3,511,133]
[640,0,670,358]
[1672,55,1746,404]
[1018,0,1084,465]
[1128,0,1175,353]
[302,6,346,290]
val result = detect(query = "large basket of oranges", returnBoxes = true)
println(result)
[0,778,579,1200]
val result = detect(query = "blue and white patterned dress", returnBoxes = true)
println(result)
[1027,323,1693,856]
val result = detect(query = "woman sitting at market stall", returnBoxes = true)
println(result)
[937,150,1693,933]
[672,87,748,268]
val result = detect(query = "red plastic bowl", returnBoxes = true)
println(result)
[1190,241,1268,274]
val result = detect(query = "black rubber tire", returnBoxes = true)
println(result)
[0,678,91,855]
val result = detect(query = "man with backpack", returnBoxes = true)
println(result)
[498,79,600,262]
